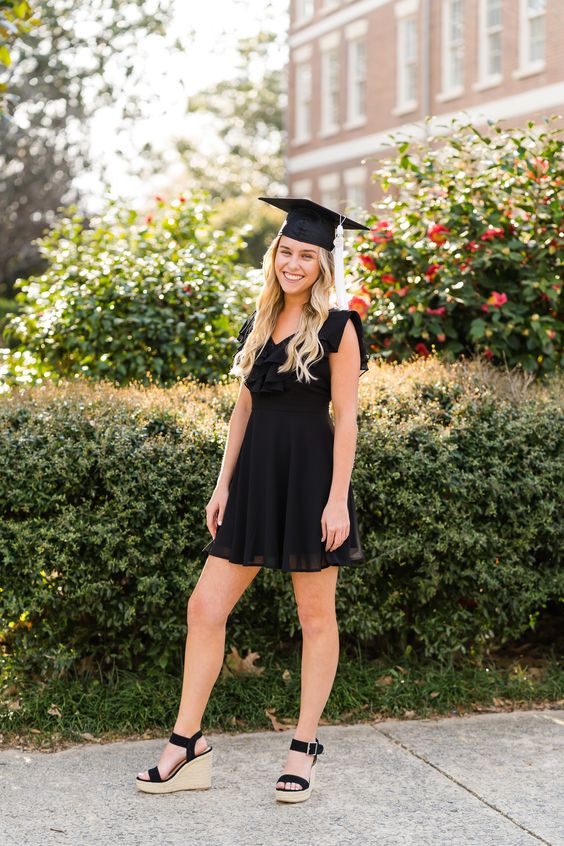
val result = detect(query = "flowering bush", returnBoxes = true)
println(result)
[1,194,246,388]
[354,118,563,374]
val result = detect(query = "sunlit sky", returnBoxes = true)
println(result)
[77,0,287,211]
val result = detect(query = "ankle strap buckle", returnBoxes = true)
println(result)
[307,741,320,756]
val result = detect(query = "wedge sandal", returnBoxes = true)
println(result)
[136,729,213,794]
[275,737,324,803]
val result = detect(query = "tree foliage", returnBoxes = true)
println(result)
[0,0,176,293]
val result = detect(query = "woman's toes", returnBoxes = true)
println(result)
[137,770,149,780]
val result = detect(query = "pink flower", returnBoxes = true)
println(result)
[437,333,446,343]
[426,306,446,316]
[488,291,508,307]
[397,286,410,297]
[481,303,490,312]
[369,221,393,243]
[425,263,441,282]
[348,295,369,318]
[415,342,430,357]
[359,254,376,271]
[480,227,505,241]
[408,305,417,313]
[427,224,450,245]
[155,195,164,202]
[145,214,153,224]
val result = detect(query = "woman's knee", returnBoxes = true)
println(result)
[297,606,338,637]
[187,589,229,629]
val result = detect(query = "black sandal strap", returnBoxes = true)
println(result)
[147,765,162,782]
[276,774,310,790]
[290,737,324,756]
[169,730,202,761]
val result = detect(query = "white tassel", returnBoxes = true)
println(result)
[333,220,348,310]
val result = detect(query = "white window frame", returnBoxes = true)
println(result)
[345,21,368,129]
[474,0,503,91]
[344,166,366,212]
[320,0,340,13]
[291,178,313,197]
[319,31,341,137]
[437,0,464,102]
[392,12,419,115]
[294,0,314,26]
[293,52,313,145]
[514,0,546,79]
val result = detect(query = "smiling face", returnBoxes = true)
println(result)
[274,235,321,296]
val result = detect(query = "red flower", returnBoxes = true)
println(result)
[381,273,398,286]
[481,303,490,312]
[425,263,441,282]
[369,220,393,243]
[459,261,471,272]
[437,333,446,343]
[145,214,153,224]
[426,306,446,316]
[348,295,369,318]
[415,342,430,356]
[359,254,376,271]
[179,195,186,203]
[427,224,450,245]
[480,227,505,241]
[397,286,410,297]
[408,305,417,313]
[484,349,494,360]
[465,240,480,253]
[183,284,193,294]
[488,291,508,307]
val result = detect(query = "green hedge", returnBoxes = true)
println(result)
[0,358,562,683]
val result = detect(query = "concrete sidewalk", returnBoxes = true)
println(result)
[1,708,563,846]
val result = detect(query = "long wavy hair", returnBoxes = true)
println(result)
[232,234,336,384]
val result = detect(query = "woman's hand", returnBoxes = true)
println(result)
[205,484,230,540]
[321,499,350,552]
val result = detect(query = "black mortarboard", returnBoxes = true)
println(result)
[258,196,369,251]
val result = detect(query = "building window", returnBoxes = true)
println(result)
[517,0,546,74]
[478,0,502,85]
[294,61,312,143]
[294,0,314,25]
[291,178,313,198]
[321,0,340,10]
[396,15,418,113]
[321,46,340,135]
[319,173,341,210]
[441,0,464,96]
[346,38,367,127]
[344,167,366,213]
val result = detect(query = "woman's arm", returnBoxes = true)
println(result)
[328,319,361,504]
[214,382,253,492]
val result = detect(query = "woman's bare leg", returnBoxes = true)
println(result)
[138,555,261,780]
[276,566,340,790]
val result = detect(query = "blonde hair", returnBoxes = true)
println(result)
[232,234,336,384]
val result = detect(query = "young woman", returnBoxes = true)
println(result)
[136,198,369,803]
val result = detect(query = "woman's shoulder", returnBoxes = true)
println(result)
[320,309,369,375]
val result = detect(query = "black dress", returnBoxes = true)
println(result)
[202,308,369,572]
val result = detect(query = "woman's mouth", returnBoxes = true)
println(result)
[283,272,303,282]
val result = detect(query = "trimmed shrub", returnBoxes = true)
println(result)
[1,361,562,681]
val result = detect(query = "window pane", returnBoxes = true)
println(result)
[486,0,502,29]
[529,15,545,62]
[487,30,502,76]
[527,0,546,15]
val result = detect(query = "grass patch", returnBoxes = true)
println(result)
[1,640,562,751]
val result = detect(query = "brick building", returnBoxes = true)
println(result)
[287,0,564,211]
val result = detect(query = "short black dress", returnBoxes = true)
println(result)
[202,308,369,572]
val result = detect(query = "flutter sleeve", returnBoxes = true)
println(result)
[319,309,369,376]
[235,310,256,354]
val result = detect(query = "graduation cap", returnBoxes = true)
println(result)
[259,197,369,309]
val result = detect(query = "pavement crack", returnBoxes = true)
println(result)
[372,725,554,846]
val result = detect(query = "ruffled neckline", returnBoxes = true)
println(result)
[243,309,368,394]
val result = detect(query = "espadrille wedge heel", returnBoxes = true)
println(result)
[136,729,213,794]
[275,737,323,803]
